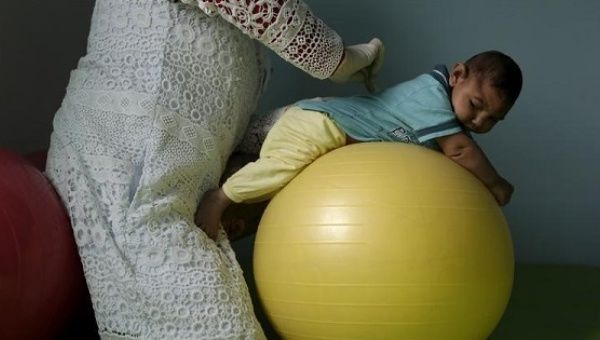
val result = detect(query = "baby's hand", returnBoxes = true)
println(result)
[488,177,514,206]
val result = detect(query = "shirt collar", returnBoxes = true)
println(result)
[429,64,452,98]
[429,64,470,135]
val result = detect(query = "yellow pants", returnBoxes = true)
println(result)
[223,106,346,203]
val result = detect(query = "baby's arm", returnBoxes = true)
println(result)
[436,133,513,206]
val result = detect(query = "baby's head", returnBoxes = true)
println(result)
[449,50,522,133]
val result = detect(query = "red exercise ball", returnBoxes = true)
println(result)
[0,148,86,339]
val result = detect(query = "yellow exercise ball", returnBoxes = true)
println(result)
[253,142,514,340]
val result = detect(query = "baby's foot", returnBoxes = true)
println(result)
[222,200,268,241]
[196,189,231,241]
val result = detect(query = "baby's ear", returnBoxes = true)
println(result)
[449,63,467,86]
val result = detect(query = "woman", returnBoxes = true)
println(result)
[46,0,384,338]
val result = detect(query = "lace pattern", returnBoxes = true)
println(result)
[181,0,344,79]
[46,0,273,338]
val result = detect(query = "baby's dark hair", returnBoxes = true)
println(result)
[465,50,522,105]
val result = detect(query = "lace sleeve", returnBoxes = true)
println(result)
[180,0,344,79]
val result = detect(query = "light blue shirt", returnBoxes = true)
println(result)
[296,65,463,149]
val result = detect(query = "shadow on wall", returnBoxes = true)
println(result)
[0,1,93,153]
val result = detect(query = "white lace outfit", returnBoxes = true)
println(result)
[45,0,343,339]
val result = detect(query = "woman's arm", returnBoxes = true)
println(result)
[181,0,344,79]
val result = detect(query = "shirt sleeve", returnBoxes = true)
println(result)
[396,81,463,143]
[180,0,344,79]
[413,117,463,142]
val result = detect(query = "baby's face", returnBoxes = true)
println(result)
[451,73,510,134]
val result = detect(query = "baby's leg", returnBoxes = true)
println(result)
[221,200,269,241]
[198,107,345,241]
[218,153,266,241]
[235,105,288,155]
[223,106,347,204]
[196,154,269,241]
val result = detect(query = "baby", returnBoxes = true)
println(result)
[198,50,523,241]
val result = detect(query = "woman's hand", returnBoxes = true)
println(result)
[329,38,385,93]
